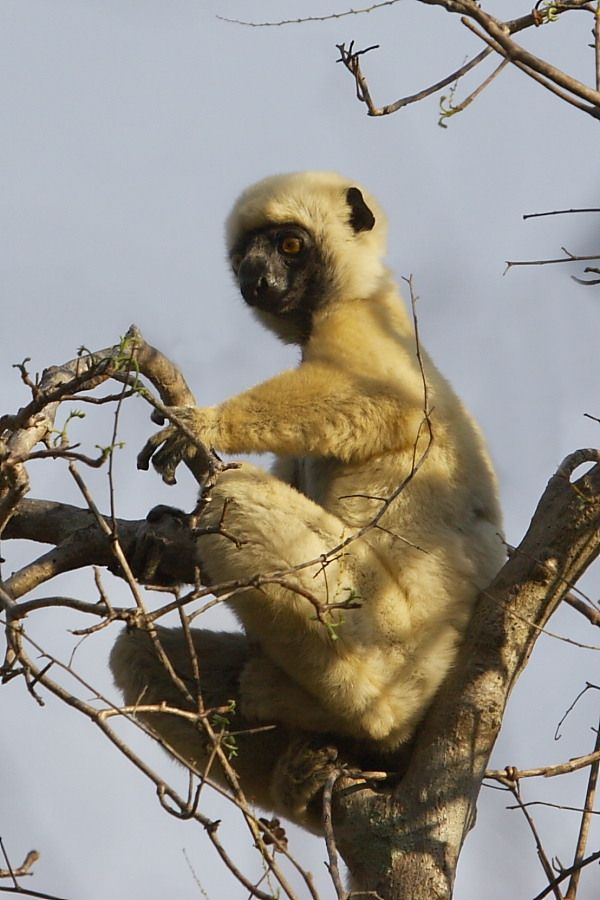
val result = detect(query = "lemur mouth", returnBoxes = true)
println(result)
[239,272,291,313]
[241,283,293,312]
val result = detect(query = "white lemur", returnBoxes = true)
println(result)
[111,171,504,830]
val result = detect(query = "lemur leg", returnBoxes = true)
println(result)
[110,625,344,831]
[110,463,402,826]
[110,626,291,814]
[192,462,398,737]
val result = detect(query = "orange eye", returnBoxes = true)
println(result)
[280,236,302,255]
[231,253,243,272]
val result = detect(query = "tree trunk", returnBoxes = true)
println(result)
[334,452,600,899]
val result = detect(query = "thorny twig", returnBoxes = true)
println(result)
[2,323,600,899]
[217,0,402,27]
[3,617,317,900]
[0,317,438,898]
[0,334,323,900]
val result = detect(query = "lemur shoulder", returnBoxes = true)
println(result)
[111,171,504,831]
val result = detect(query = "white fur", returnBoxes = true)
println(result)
[112,172,505,822]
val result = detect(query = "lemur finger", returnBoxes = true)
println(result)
[137,426,174,471]
[151,438,188,485]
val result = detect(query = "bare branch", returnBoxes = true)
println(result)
[460,16,600,119]
[508,782,564,900]
[337,41,493,115]
[564,592,600,627]
[439,57,509,127]
[217,1,402,27]
[334,450,600,898]
[531,850,600,900]
[595,1,600,92]
[322,770,347,900]
[486,746,600,782]
[7,626,309,900]
[572,267,600,284]
[334,0,600,120]
[0,887,72,900]
[523,208,600,219]
[504,250,600,273]
[4,327,600,898]
[0,844,39,881]
[565,717,600,897]
[455,0,600,110]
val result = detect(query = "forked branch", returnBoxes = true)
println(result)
[332,450,600,898]
[335,0,600,121]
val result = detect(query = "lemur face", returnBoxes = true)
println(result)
[227,185,377,345]
[230,223,330,342]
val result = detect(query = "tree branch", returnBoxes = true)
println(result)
[336,42,493,115]
[333,450,600,898]
[336,0,600,120]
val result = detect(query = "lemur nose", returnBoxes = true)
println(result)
[238,256,287,307]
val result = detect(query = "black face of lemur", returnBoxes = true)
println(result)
[231,187,375,343]
[230,224,330,342]
[230,187,376,344]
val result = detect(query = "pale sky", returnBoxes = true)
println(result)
[1,1,599,898]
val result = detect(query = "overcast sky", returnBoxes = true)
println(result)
[1,1,600,898]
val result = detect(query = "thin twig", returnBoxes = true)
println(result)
[439,57,509,126]
[486,747,600,782]
[108,353,135,532]
[463,0,600,110]
[481,584,600,652]
[337,42,493,115]
[508,782,565,900]
[322,770,347,900]
[507,800,599,813]
[0,888,72,900]
[555,683,599,741]
[531,850,600,900]
[0,848,39,880]
[460,16,600,119]
[564,593,600,627]
[504,250,600,273]
[595,1,600,92]
[0,840,19,889]
[572,267,600,285]
[67,463,145,610]
[523,208,600,219]
[565,717,600,898]
[8,628,303,900]
[217,0,402,27]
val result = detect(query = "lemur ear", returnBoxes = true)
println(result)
[346,187,376,233]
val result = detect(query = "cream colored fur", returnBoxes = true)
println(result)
[111,171,504,824]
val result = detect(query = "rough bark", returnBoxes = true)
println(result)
[2,332,599,899]
[3,499,202,598]
[5,454,600,899]
[333,452,600,899]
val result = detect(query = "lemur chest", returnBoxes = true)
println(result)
[296,456,394,530]
[296,456,338,506]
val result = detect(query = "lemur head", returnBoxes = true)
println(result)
[226,172,388,344]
